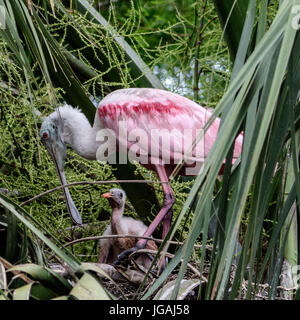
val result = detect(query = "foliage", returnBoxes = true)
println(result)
[1,0,300,300]
[102,0,231,104]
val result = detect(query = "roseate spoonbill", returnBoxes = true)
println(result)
[99,188,157,269]
[40,88,243,262]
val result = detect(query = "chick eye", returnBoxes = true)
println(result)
[119,192,123,198]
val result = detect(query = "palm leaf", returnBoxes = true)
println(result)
[212,0,250,60]
[165,0,300,299]
[0,192,83,274]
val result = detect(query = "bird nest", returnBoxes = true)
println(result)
[49,242,295,300]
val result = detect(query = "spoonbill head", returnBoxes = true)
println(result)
[40,115,83,225]
[102,188,126,209]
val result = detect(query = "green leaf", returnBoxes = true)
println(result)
[5,208,18,263]
[213,0,250,61]
[52,295,69,300]
[13,281,59,300]
[13,283,33,300]
[154,279,200,300]
[69,272,110,300]
[29,283,58,300]
[9,263,72,295]
[0,192,83,274]
[0,261,7,291]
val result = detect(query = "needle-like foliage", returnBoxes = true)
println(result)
[1,0,300,300]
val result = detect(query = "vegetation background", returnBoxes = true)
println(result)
[0,0,300,300]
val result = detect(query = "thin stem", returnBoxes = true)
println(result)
[63,233,212,250]
[20,179,159,207]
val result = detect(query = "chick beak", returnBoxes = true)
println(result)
[102,193,112,198]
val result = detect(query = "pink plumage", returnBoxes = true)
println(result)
[98,88,243,175]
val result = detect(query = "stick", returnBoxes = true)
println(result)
[129,249,205,279]
[20,179,159,207]
[63,234,212,250]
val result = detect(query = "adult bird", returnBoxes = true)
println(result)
[99,188,157,269]
[40,88,243,262]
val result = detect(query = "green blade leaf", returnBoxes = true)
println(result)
[0,192,83,274]
[69,272,110,300]
[9,263,72,295]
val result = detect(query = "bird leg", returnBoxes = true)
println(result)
[162,208,173,239]
[156,207,173,271]
[113,165,174,268]
[98,246,109,263]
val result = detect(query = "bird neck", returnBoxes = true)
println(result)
[111,205,125,234]
[54,106,101,160]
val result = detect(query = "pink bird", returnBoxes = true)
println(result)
[40,88,243,264]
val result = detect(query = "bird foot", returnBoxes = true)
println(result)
[113,246,140,266]
[113,245,166,276]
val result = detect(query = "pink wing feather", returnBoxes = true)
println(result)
[97,88,242,174]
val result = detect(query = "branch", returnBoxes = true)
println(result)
[193,0,207,101]
[130,249,204,279]
[20,179,159,207]
[63,233,212,251]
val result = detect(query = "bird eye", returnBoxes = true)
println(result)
[119,192,123,198]
[42,131,49,139]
